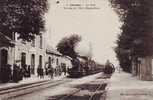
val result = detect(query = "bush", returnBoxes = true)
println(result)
[0,64,12,83]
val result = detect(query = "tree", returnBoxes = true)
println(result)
[110,0,153,73]
[114,45,132,72]
[56,34,82,59]
[0,0,48,41]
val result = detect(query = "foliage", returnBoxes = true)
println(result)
[0,0,48,41]
[56,34,82,58]
[114,46,132,72]
[109,0,153,72]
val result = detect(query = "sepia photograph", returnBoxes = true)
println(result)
[0,0,153,100]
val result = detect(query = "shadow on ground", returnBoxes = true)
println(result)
[74,83,107,92]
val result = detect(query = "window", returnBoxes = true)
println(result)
[48,57,51,65]
[0,49,8,67]
[39,55,42,67]
[31,38,35,47]
[21,52,26,67]
[56,58,59,65]
[39,35,43,49]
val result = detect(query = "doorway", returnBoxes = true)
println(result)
[39,55,42,68]
[0,49,8,68]
[21,52,26,68]
[31,54,35,74]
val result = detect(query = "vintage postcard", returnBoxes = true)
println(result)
[0,0,152,100]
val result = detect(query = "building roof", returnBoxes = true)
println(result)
[46,45,61,56]
[77,55,88,60]
[61,55,72,60]
[0,32,15,47]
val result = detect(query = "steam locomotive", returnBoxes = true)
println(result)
[67,57,104,78]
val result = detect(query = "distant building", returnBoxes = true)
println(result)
[46,45,72,69]
[46,45,61,68]
[60,56,72,68]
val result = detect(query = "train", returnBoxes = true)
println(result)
[67,57,104,78]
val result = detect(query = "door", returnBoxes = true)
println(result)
[39,55,42,68]
[21,52,26,68]
[0,49,8,68]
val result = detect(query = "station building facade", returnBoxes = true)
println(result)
[14,33,46,75]
[0,32,72,78]
[0,32,46,75]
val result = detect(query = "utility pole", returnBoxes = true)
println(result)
[87,41,93,68]
[89,41,93,59]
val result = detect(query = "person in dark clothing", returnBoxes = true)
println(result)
[40,68,44,79]
[44,62,48,75]
[62,64,67,75]
[27,65,31,77]
[59,66,62,76]
[13,64,22,82]
[19,66,23,80]
[48,66,54,79]
[37,66,41,78]
[22,64,29,78]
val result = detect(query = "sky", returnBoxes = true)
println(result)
[45,0,122,65]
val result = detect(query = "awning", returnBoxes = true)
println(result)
[46,44,62,56]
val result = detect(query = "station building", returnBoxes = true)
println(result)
[46,45,72,70]
[0,32,46,75]
[0,32,72,78]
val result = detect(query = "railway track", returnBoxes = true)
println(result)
[89,83,107,100]
[2,73,109,100]
[0,78,72,100]
[59,83,107,100]
[47,74,108,100]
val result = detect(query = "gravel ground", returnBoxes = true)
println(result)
[7,73,110,100]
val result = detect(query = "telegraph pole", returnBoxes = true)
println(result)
[89,41,93,59]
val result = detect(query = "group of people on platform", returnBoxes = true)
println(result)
[0,64,31,83]
[37,63,67,79]
[0,62,68,83]
[0,59,118,83]
[12,64,35,82]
